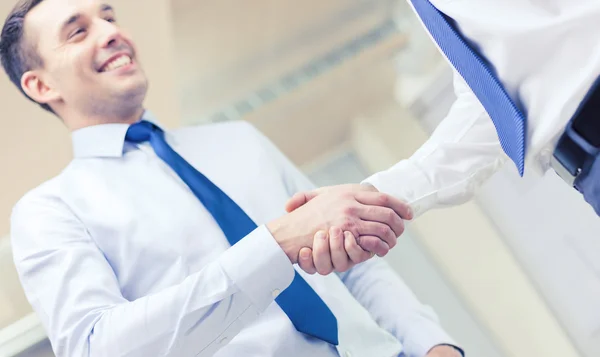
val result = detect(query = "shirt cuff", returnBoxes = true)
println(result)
[219,225,295,311]
[402,319,464,357]
[362,160,437,218]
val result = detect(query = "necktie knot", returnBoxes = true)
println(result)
[125,120,162,143]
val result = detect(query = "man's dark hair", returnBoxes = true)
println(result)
[0,0,53,113]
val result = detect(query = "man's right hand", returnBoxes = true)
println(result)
[297,227,373,275]
[266,189,411,265]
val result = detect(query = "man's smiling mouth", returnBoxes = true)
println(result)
[99,54,132,72]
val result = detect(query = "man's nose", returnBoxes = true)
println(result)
[97,21,123,48]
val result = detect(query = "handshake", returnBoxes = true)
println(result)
[267,184,413,275]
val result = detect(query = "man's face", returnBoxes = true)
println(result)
[25,0,148,118]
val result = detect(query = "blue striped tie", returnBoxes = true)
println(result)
[410,0,527,175]
[125,120,339,345]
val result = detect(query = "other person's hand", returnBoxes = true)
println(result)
[285,184,388,213]
[267,188,410,265]
[285,184,413,253]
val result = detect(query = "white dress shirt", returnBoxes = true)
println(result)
[10,111,457,357]
[365,0,600,216]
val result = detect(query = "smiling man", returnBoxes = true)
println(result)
[7,1,146,129]
[1,1,462,357]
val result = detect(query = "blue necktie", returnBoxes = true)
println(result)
[125,120,339,345]
[410,0,527,175]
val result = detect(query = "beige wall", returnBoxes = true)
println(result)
[0,0,181,237]
[172,0,396,166]
[173,0,391,119]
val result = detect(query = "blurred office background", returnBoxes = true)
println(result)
[1,1,600,356]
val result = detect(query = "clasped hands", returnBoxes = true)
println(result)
[267,184,413,275]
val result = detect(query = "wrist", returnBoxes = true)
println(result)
[267,216,300,264]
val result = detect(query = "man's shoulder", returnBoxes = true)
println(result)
[11,174,69,224]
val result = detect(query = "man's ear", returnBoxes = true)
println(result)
[21,70,61,105]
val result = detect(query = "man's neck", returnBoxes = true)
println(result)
[64,107,145,131]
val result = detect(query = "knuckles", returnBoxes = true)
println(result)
[375,193,389,206]
[386,209,399,222]
[341,204,358,216]
[340,217,357,234]
[377,225,390,237]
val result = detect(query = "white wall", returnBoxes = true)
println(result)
[477,162,600,357]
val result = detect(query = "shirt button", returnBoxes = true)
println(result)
[219,337,228,344]
[344,351,352,357]
[272,289,281,298]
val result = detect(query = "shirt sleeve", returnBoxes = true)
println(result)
[338,258,464,357]
[10,193,295,357]
[363,71,508,217]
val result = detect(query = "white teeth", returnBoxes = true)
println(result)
[102,55,132,72]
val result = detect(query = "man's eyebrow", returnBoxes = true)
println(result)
[58,5,115,37]
[60,13,81,34]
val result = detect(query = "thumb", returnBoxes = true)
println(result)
[285,191,318,212]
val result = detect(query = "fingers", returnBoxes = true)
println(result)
[357,236,389,257]
[298,247,317,274]
[329,227,351,272]
[313,230,334,275]
[299,228,372,275]
[355,191,413,220]
[344,231,374,264]
[285,191,318,212]
[357,221,397,251]
[358,205,405,237]
[354,235,389,257]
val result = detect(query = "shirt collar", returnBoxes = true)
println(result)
[71,109,165,159]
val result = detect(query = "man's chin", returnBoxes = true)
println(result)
[114,79,148,101]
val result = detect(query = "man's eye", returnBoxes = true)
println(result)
[69,28,86,39]
[105,17,116,23]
